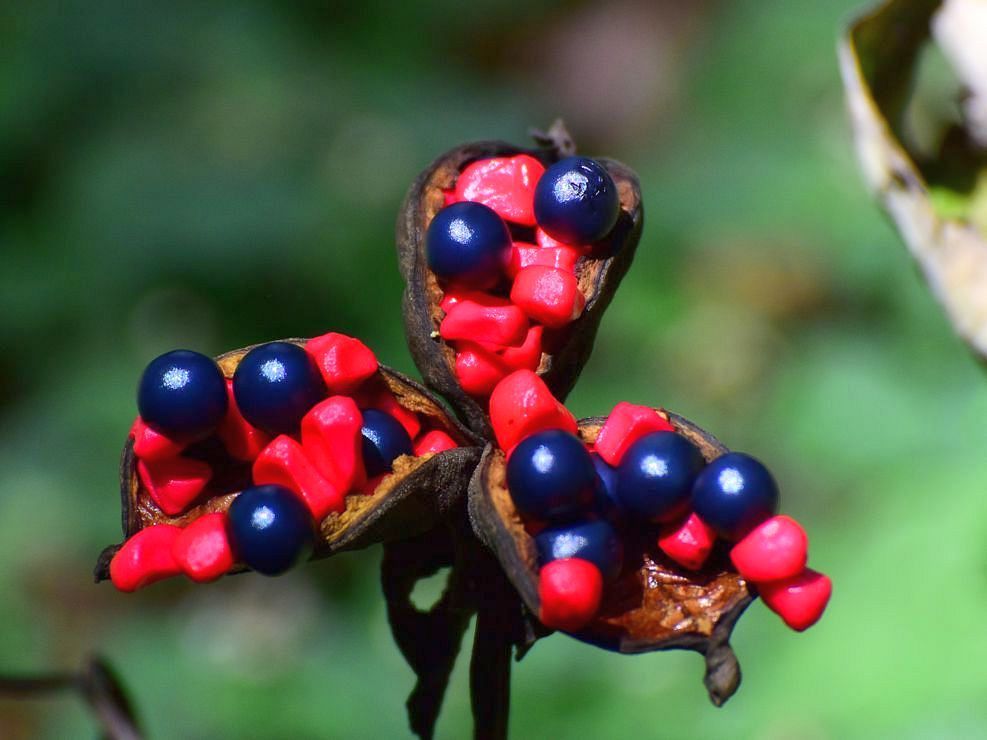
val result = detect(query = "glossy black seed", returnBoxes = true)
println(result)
[137,349,227,443]
[616,431,705,523]
[692,452,779,541]
[233,342,326,437]
[534,156,620,244]
[360,408,414,477]
[227,484,314,576]
[506,429,597,521]
[426,201,511,285]
[535,519,624,582]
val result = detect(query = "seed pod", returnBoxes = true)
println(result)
[468,410,753,706]
[94,338,483,582]
[397,130,643,436]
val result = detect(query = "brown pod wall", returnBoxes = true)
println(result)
[396,138,644,437]
[94,338,484,581]
[467,410,754,706]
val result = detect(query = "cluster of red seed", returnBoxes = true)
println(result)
[438,156,590,397]
[110,332,458,592]
[487,369,831,633]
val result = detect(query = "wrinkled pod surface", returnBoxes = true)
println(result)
[95,338,483,583]
[469,410,754,706]
[397,134,643,437]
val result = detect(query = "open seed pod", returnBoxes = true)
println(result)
[841,0,987,361]
[94,338,483,583]
[396,127,644,436]
[468,410,753,706]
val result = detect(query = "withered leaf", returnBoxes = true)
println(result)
[841,0,987,361]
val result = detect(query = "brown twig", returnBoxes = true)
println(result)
[382,500,533,740]
[0,656,143,740]
[530,119,577,158]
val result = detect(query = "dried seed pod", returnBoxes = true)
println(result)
[94,338,483,582]
[468,410,753,706]
[397,131,643,436]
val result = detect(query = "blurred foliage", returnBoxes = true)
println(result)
[2,0,987,738]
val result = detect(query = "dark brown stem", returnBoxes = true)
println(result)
[383,501,533,739]
[0,656,143,740]
[465,542,525,740]
[469,602,513,740]
[0,673,77,693]
[529,119,577,158]
[382,530,474,740]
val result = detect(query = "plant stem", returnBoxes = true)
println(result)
[0,656,143,740]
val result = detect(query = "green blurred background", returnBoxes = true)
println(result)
[3,0,987,737]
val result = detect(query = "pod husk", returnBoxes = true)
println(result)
[467,411,754,706]
[397,136,644,437]
[94,338,483,582]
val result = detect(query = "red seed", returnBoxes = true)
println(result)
[300,396,367,494]
[454,343,509,397]
[413,429,459,456]
[496,325,544,371]
[507,243,584,278]
[594,402,675,466]
[730,515,808,583]
[137,456,212,516]
[439,288,510,314]
[488,370,578,452]
[454,155,545,226]
[538,558,603,631]
[305,332,379,395]
[217,379,270,462]
[253,436,345,520]
[131,417,184,462]
[536,227,584,250]
[510,266,585,329]
[758,568,832,632]
[172,513,234,583]
[658,513,716,571]
[110,524,183,592]
[440,300,529,346]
